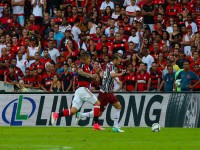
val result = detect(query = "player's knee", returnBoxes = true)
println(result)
[116,104,122,109]
[70,107,78,115]
[94,100,100,106]
[99,111,103,116]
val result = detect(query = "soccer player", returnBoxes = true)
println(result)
[76,54,126,132]
[51,52,103,130]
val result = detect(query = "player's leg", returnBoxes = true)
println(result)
[77,111,103,119]
[76,91,107,119]
[51,88,82,125]
[83,88,104,130]
[109,93,124,133]
[51,106,79,125]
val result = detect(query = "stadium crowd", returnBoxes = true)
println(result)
[0,0,200,92]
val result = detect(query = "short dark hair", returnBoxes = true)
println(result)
[167,65,173,69]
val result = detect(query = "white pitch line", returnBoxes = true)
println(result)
[0,144,72,150]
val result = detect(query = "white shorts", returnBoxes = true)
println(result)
[72,87,98,110]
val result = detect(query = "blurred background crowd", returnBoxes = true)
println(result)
[0,0,200,92]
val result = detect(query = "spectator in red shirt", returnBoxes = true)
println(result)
[0,47,9,81]
[96,34,112,56]
[112,32,127,55]
[0,7,12,30]
[30,52,44,74]
[101,54,110,70]
[11,34,21,56]
[76,0,88,8]
[135,62,150,91]
[40,49,53,66]
[32,68,42,89]
[165,0,179,18]
[157,52,167,72]
[10,58,24,79]
[4,64,18,91]
[41,62,54,92]
[192,64,200,91]
[147,62,162,91]
[22,67,34,88]
[57,48,67,69]
[123,63,136,91]
[190,51,200,71]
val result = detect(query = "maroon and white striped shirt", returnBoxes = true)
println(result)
[101,62,115,92]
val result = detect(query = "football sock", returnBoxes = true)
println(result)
[58,109,71,117]
[80,111,94,118]
[114,109,120,128]
[93,106,100,124]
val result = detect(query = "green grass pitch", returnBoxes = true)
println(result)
[0,127,200,150]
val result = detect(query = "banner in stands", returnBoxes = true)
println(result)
[0,93,200,127]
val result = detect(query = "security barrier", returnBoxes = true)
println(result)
[0,81,44,92]
[0,93,200,127]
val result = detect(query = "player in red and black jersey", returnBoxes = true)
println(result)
[147,62,162,91]
[51,52,103,130]
[76,54,126,132]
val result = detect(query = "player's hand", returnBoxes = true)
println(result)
[122,70,126,75]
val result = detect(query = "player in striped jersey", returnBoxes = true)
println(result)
[76,54,126,132]
[51,52,103,130]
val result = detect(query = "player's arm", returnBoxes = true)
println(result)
[110,70,126,78]
[114,78,123,92]
[78,68,91,78]
[78,68,96,79]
